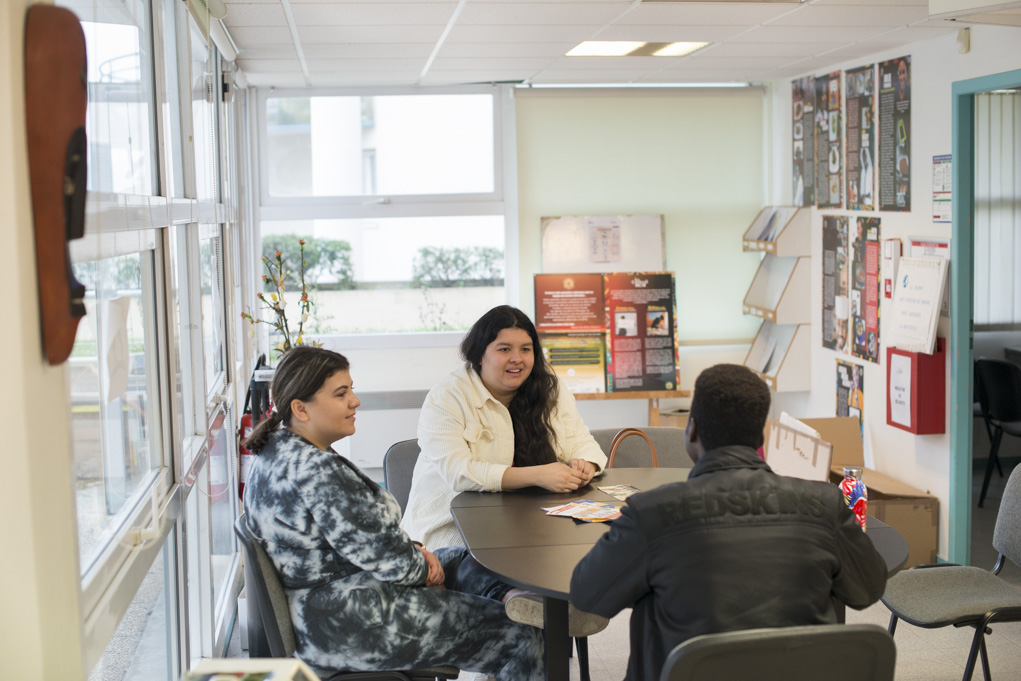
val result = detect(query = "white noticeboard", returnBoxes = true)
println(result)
[889,256,948,354]
[540,215,665,273]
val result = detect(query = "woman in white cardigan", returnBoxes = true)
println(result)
[402,305,607,550]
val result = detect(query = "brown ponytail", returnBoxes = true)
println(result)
[240,346,350,453]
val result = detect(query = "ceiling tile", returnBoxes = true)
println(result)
[729,25,891,43]
[445,24,604,42]
[244,72,308,87]
[298,24,445,43]
[686,55,802,69]
[858,25,959,43]
[438,42,577,58]
[237,44,298,59]
[420,69,538,84]
[302,43,434,58]
[457,2,629,25]
[222,3,286,27]
[765,4,928,27]
[303,58,427,72]
[704,42,836,58]
[227,26,295,46]
[596,24,749,42]
[289,2,456,25]
[431,56,554,70]
[528,68,660,83]
[236,58,305,72]
[619,2,801,25]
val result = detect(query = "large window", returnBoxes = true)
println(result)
[258,88,513,338]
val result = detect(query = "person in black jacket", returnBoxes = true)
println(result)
[569,364,887,681]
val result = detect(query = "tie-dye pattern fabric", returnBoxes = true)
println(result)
[245,428,544,679]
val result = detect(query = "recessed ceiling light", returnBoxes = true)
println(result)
[653,42,710,57]
[566,41,647,57]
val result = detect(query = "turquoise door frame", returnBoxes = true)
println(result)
[949,68,1021,565]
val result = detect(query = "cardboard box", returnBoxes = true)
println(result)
[800,416,939,567]
[659,409,689,429]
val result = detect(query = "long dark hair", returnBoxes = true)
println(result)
[242,346,350,453]
[460,305,559,467]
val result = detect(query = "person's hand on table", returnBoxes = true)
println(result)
[534,462,586,493]
[420,547,446,587]
[569,458,597,486]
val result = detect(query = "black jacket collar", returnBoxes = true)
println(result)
[689,445,772,479]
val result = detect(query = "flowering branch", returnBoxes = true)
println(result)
[241,239,320,354]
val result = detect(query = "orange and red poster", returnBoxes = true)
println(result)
[535,273,608,393]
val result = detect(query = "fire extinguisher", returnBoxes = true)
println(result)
[238,354,270,501]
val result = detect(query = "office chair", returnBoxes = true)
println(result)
[882,462,1021,681]
[975,359,1021,507]
[658,624,896,681]
[234,514,459,681]
[383,439,421,514]
[590,427,694,468]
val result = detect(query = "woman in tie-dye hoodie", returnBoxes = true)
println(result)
[243,346,544,679]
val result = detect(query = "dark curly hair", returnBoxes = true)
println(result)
[242,346,350,453]
[689,364,770,451]
[460,305,559,467]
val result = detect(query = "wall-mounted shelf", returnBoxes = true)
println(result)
[742,256,811,324]
[742,206,810,256]
[743,321,811,392]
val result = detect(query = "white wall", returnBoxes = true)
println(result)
[766,25,1021,559]
[0,0,85,677]
[514,88,765,404]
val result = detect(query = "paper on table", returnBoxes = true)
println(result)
[543,499,622,522]
[598,484,641,501]
[889,353,912,427]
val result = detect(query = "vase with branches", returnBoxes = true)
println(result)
[241,239,320,355]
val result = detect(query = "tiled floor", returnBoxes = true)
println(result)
[231,466,1021,680]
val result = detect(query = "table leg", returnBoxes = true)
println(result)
[543,596,570,681]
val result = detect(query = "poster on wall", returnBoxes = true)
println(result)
[845,65,875,211]
[792,76,816,206]
[836,359,865,429]
[851,217,882,363]
[932,154,951,222]
[822,215,850,352]
[815,71,843,209]
[604,272,679,392]
[878,56,911,211]
[535,273,607,392]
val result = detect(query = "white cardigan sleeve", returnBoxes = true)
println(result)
[553,383,607,473]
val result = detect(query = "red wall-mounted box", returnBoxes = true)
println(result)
[886,337,946,434]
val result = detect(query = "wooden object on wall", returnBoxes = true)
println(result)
[24,5,88,366]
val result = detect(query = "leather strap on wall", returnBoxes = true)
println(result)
[607,427,659,468]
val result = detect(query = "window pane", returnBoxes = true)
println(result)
[70,253,161,572]
[200,226,226,392]
[190,16,218,202]
[266,95,494,197]
[88,537,176,681]
[260,216,505,334]
[61,0,157,195]
[209,410,237,611]
[159,0,187,198]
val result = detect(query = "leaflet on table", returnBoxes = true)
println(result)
[598,484,641,501]
[543,499,622,522]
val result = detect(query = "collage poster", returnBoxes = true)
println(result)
[534,273,608,393]
[851,217,882,363]
[878,56,912,211]
[822,216,882,363]
[792,76,816,206]
[821,216,849,352]
[815,71,843,208]
[534,272,679,393]
[845,64,875,211]
[604,272,679,392]
[836,359,865,429]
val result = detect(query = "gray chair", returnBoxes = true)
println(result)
[882,462,1021,681]
[659,624,896,681]
[383,439,421,514]
[975,359,1021,507]
[590,426,693,468]
[234,514,459,681]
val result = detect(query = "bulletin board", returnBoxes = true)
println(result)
[540,215,665,273]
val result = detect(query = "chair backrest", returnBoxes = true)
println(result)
[659,624,896,681]
[590,427,693,468]
[384,439,421,513]
[993,462,1021,567]
[975,358,1021,423]
[234,513,297,657]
